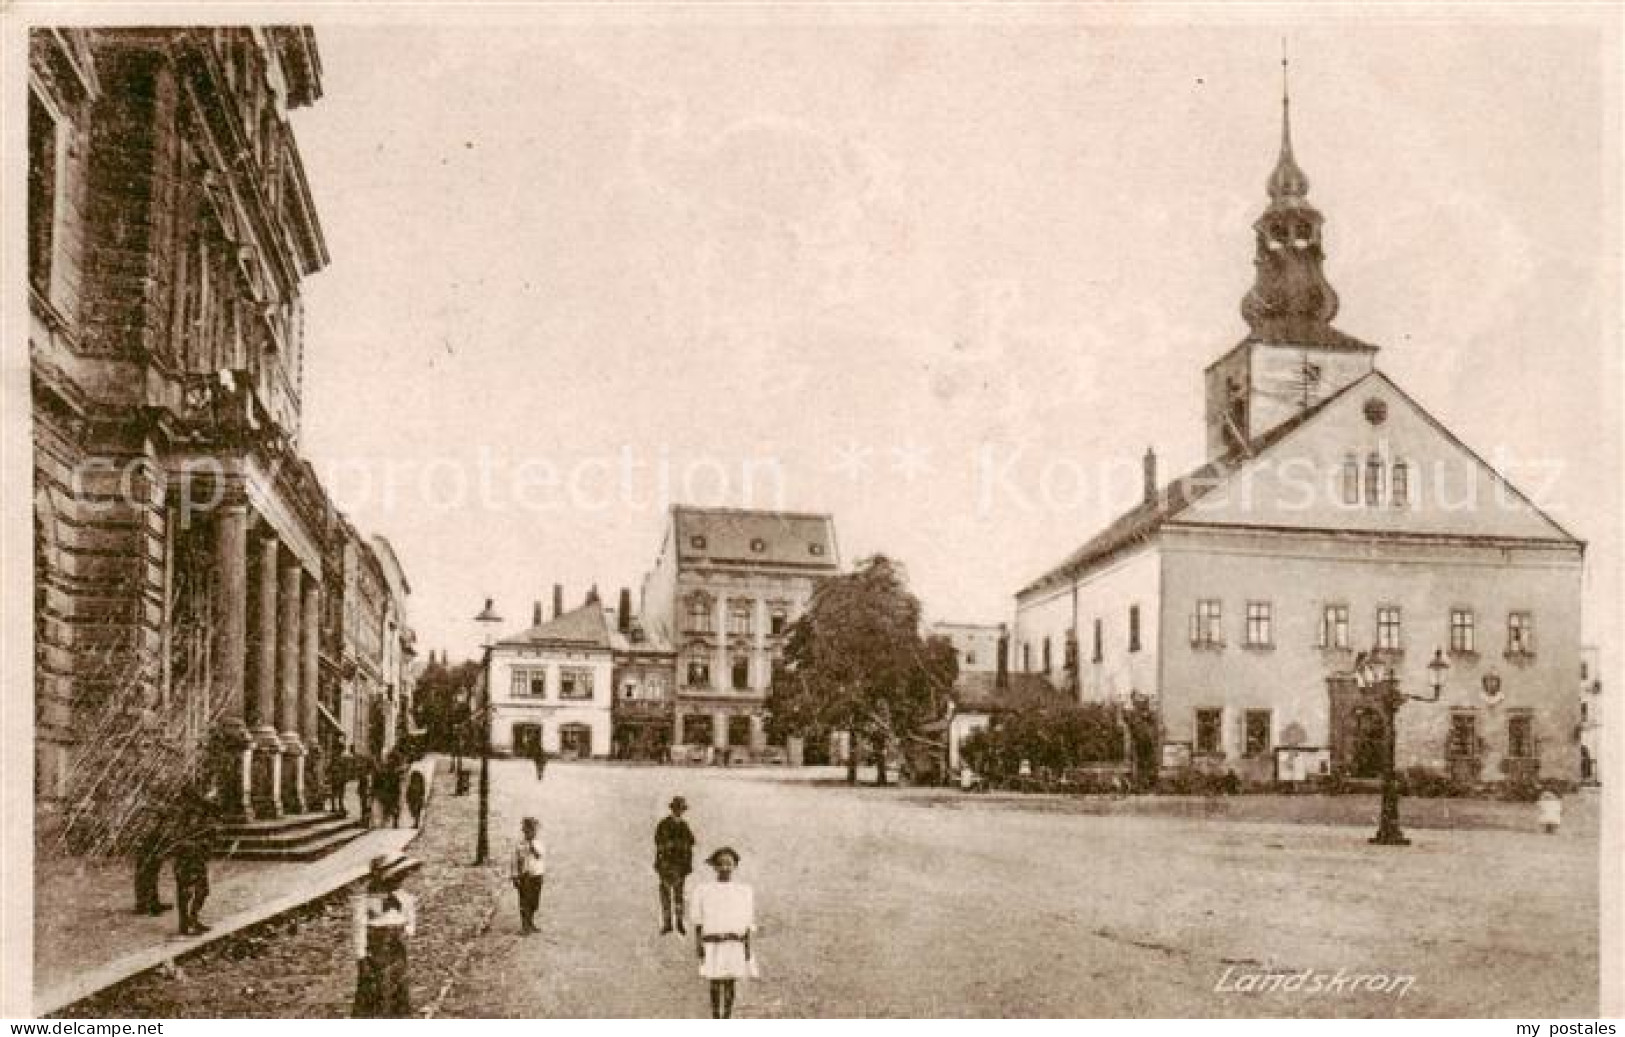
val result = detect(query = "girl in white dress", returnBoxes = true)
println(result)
[689,846,757,1018]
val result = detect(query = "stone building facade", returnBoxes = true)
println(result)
[609,588,678,761]
[29,28,412,852]
[640,506,840,760]
[1013,87,1584,786]
[930,622,1005,675]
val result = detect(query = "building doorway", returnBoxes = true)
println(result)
[559,723,592,760]
[512,723,542,759]
[728,715,752,749]
[682,714,714,747]
[1350,707,1386,779]
[1328,675,1386,780]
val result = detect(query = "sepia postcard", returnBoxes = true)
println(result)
[2,1,1621,1021]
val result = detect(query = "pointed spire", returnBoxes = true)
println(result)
[1240,45,1350,348]
[1267,40,1310,203]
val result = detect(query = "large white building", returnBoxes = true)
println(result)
[1013,88,1584,785]
[484,598,615,759]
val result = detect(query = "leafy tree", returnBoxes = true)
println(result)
[768,555,957,786]
[413,656,482,753]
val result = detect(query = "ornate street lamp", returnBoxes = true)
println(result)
[1354,646,1449,846]
[473,598,503,865]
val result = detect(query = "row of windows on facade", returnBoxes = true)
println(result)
[681,654,787,691]
[688,534,825,557]
[1190,601,1535,656]
[684,599,791,637]
[1021,603,1537,673]
[28,79,306,380]
[1341,455,1412,508]
[1021,607,1146,674]
[510,667,597,701]
[1189,707,1539,760]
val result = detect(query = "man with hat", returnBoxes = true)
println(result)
[654,795,695,934]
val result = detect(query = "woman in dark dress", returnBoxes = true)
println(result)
[352,855,417,1018]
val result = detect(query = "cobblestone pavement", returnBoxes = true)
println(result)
[441,761,1597,1018]
[58,768,503,1019]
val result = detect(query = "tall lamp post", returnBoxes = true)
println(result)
[1355,646,1450,846]
[473,597,503,865]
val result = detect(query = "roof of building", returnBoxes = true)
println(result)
[671,505,839,571]
[609,622,675,657]
[1018,367,1584,600]
[1017,376,1359,599]
[952,671,1065,713]
[496,601,612,651]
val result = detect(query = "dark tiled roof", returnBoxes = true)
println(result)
[673,505,838,570]
[1017,375,1367,599]
[497,602,611,650]
[952,671,1064,713]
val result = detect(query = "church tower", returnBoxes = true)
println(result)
[1204,55,1378,460]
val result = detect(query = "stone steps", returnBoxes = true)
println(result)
[214,811,367,862]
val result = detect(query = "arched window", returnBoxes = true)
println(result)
[1341,455,1360,506]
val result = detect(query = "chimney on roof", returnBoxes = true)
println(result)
[585,584,601,606]
[996,624,1009,690]
[618,588,632,634]
[533,601,543,627]
[1143,447,1158,505]
[553,584,564,619]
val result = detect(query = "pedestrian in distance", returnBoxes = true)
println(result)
[172,781,219,937]
[328,744,352,815]
[691,846,758,1019]
[376,758,403,828]
[531,740,548,781]
[1538,789,1563,834]
[655,795,695,934]
[352,855,417,1018]
[510,817,546,935]
[405,766,428,828]
[357,756,375,829]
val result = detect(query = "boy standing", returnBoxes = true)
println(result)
[510,817,546,934]
[655,796,695,934]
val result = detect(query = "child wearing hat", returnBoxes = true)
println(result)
[689,846,757,1019]
[655,795,695,934]
[352,855,417,1018]
[511,817,547,934]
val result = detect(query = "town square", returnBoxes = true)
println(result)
[8,8,1620,1022]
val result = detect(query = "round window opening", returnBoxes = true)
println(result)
[750,538,766,553]
[1363,398,1388,426]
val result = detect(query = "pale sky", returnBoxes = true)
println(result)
[287,11,1621,672]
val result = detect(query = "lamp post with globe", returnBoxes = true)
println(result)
[1355,646,1450,846]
